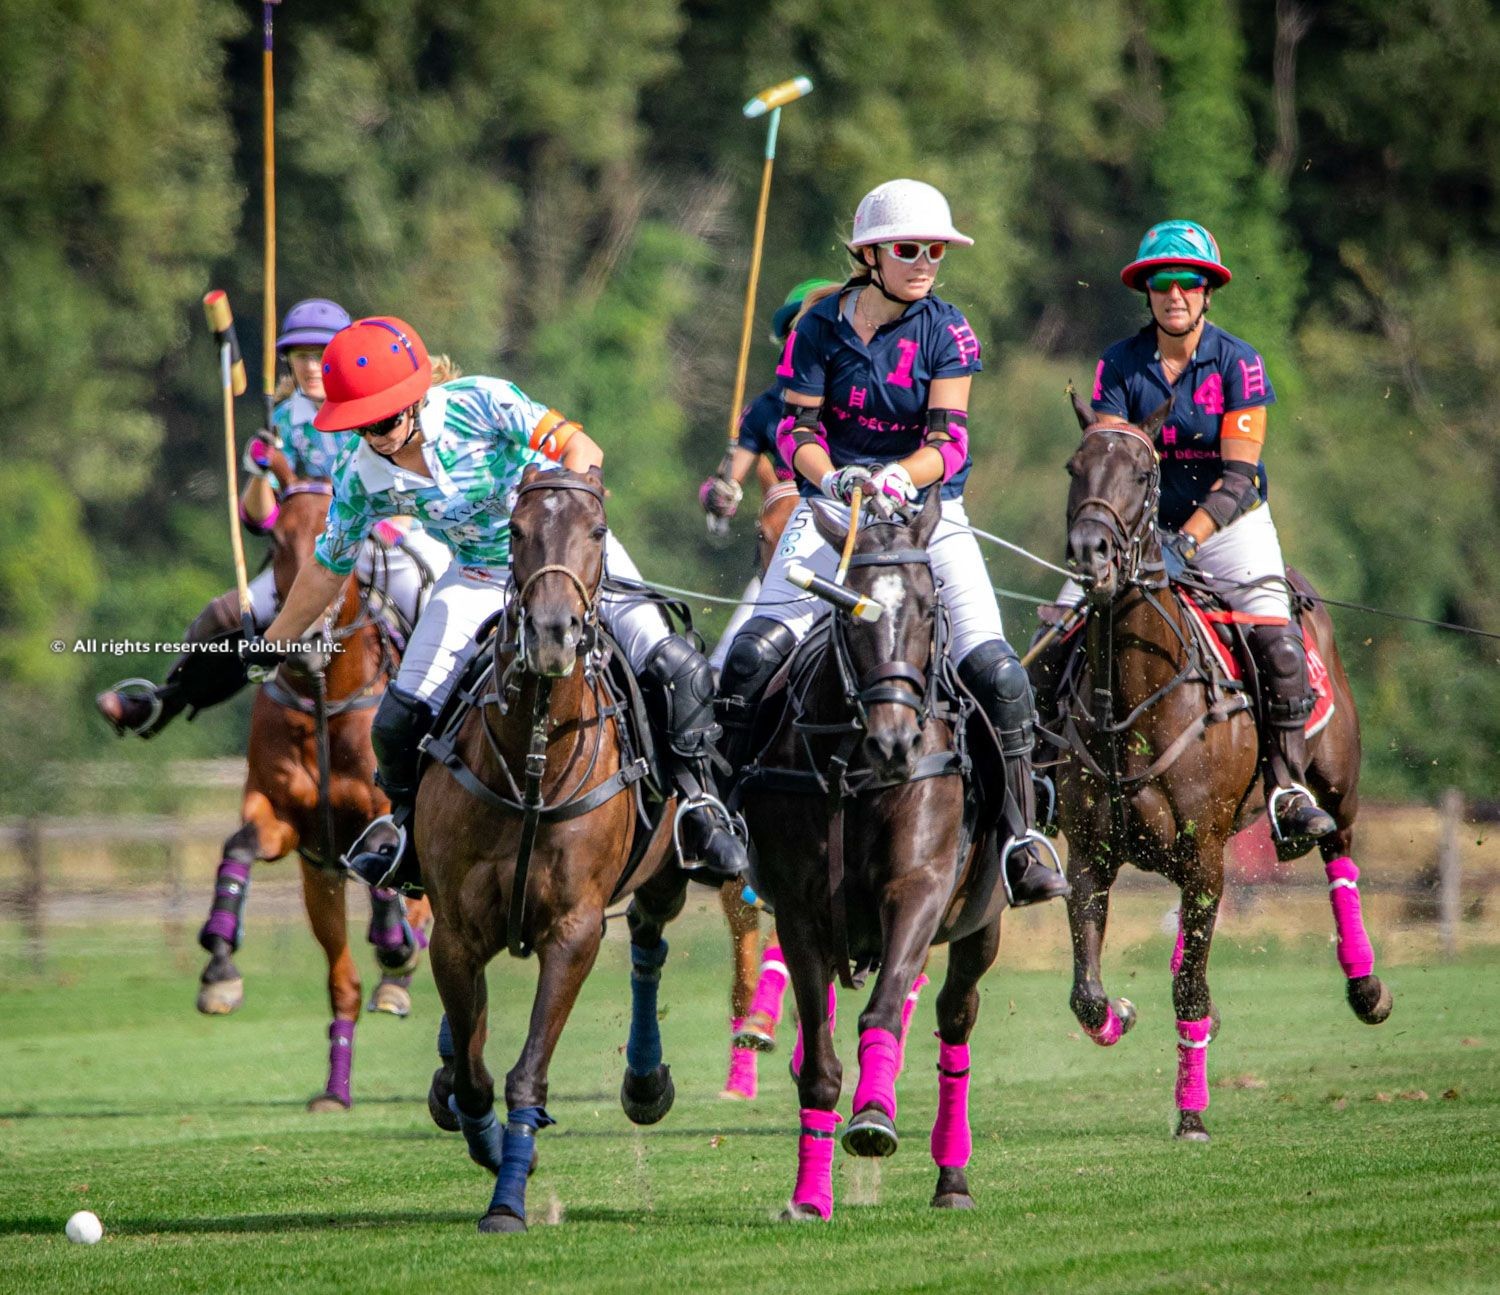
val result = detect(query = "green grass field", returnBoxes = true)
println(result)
[2,910,1496,1295]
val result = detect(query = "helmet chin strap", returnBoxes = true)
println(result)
[862,250,917,306]
[372,406,421,461]
[1152,298,1209,339]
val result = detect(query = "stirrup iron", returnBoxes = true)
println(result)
[670,792,747,866]
[1267,782,1322,843]
[107,678,165,735]
[342,814,408,890]
[999,830,1064,907]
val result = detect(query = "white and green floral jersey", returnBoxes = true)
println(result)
[274,389,349,481]
[314,376,556,576]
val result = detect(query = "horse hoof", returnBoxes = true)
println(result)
[931,1192,975,1210]
[428,1069,459,1132]
[1348,975,1393,1025]
[620,1064,675,1126]
[306,1092,351,1113]
[1175,1113,1210,1143]
[1114,998,1137,1035]
[780,1202,827,1223]
[477,1208,527,1234]
[841,1107,898,1158]
[367,980,412,1017]
[196,977,244,1016]
[731,1018,777,1053]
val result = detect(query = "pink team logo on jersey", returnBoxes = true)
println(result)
[885,338,920,388]
[848,386,868,409]
[1092,360,1105,403]
[1161,425,1178,445]
[946,321,981,368]
[1192,373,1225,415]
[1238,356,1267,400]
[775,333,797,379]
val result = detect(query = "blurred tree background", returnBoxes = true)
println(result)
[1,0,1495,811]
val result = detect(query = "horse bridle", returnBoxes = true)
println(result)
[509,475,607,663]
[1066,424,1162,588]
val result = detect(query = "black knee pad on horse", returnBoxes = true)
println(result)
[957,640,1036,757]
[640,634,720,760]
[372,686,435,804]
[1247,623,1314,728]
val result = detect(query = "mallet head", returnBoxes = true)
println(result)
[744,76,813,119]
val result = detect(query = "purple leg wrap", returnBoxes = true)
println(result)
[1326,857,1376,978]
[367,888,412,953]
[1175,1016,1212,1112]
[851,1027,900,1121]
[326,1018,355,1107]
[792,1108,841,1219]
[199,859,251,952]
[897,973,929,1074]
[930,1039,972,1168]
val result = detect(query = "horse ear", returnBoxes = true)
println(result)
[909,485,941,547]
[521,463,543,486]
[584,463,603,483]
[1069,386,1095,431]
[1143,399,1172,439]
[809,499,849,552]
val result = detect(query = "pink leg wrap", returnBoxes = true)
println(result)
[747,945,789,1024]
[1170,917,1185,976]
[792,1108,841,1219]
[1084,1003,1124,1047]
[851,1027,900,1120]
[1325,857,1375,978]
[791,982,837,1079]
[896,973,929,1074]
[723,1017,757,1100]
[930,1039,972,1168]
[1175,1017,1212,1112]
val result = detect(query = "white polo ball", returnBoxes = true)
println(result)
[65,1210,103,1245]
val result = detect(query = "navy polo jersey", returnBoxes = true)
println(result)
[737,383,792,480]
[1092,322,1275,531]
[784,291,983,501]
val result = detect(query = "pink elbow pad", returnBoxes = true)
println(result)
[927,416,969,481]
[775,415,828,473]
[240,498,279,534]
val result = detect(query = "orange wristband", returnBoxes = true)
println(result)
[529,409,581,461]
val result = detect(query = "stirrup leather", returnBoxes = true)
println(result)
[342,814,408,890]
[107,678,165,735]
[1266,782,1322,843]
[999,830,1065,907]
[671,792,748,866]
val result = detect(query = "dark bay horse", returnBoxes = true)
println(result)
[1039,395,1391,1141]
[196,451,433,1110]
[737,490,1007,1219]
[416,465,687,1234]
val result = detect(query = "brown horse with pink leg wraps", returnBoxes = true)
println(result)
[1036,395,1391,1141]
[196,449,432,1109]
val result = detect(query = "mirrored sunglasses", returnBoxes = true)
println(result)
[883,240,948,264]
[1146,270,1208,293]
[355,410,406,440]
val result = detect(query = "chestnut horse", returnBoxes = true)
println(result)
[196,450,433,1110]
[417,465,688,1234]
[1039,395,1391,1141]
[736,491,1008,1220]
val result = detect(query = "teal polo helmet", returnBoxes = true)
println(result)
[1120,220,1231,290]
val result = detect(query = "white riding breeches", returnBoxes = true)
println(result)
[751,497,1007,664]
[245,530,454,632]
[709,575,762,673]
[394,533,671,708]
[1056,503,1292,621]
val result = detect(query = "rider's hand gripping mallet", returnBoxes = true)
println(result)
[711,75,814,538]
[203,290,255,640]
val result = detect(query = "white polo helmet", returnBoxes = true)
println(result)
[848,179,973,248]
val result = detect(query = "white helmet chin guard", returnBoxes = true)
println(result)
[849,179,973,247]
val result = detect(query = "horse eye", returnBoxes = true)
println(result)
[1064,461,1079,478]
[1136,471,1151,484]
[591,524,607,541]
[510,525,528,544]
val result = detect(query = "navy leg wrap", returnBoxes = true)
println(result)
[487,1106,555,1221]
[437,1013,455,1063]
[626,939,670,1075]
[449,1096,504,1174]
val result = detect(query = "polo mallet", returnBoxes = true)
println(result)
[710,74,814,538]
[261,1,282,436]
[788,487,883,622]
[203,290,254,639]
[1020,604,1088,668]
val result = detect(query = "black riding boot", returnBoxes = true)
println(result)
[96,591,249,738]
[715,617,799,773]
[1024,606,1083,834]
[344,687,435,892]
[642,635,749,886]
[1247,623,1336,858]
[958,640,1070,907]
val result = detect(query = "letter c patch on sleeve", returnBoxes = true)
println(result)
[1220,405,1267,448]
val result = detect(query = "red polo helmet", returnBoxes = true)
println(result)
[313,316,433,431]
